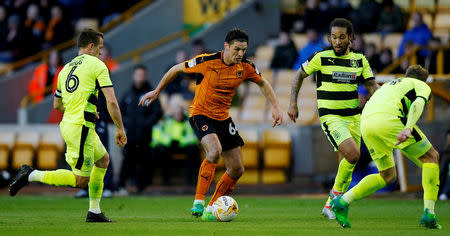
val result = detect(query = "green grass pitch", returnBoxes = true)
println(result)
[0,195,448,235]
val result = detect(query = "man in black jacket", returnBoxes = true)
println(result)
[118,65,163,194]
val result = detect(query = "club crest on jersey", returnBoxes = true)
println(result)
[351,59,359,68]
[237,70,243,78]
[202,125,208,131]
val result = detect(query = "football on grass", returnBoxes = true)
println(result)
[212,196,239,222]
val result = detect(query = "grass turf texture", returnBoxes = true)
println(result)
[0,195,448,235]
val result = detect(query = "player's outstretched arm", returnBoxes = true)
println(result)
[53,97,65,112]
[396,98,426,145]
[138,63,185,107]
[102,86,127,147]
[363,79,380,95]
[255,78,282,127]
[287,68,309,123]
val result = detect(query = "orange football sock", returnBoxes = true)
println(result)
[194,159,216,200]
[208,172,238,206]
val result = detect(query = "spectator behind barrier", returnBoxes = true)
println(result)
[292,28,325,70]
[398,12,432,58]
[270,31,298,69]
[151,95,198,185]
[99,43,120,73]
[165,49,194,99]
[377,0,404,33]
[364,43,381,73]
[118,65,163,194]
[28,49,63,104]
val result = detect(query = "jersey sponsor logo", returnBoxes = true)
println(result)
[188,58,197,68]
[202,125,208,131]
[332,71,357,83]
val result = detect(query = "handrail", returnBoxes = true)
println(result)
[20,25,203,108]
[379,44,450,75]
[0,0,154,76]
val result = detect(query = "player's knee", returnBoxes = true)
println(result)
[346,151,360,164]
[206,148,222,163]
[76,177,89,188]
[229,166,244,179]
[429,149,440,164]
[380,168,396,185]
[95,152,110,168]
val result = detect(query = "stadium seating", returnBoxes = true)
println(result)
[37,131,64,169]
[382,33,403,58]
[254,45,274,69]
[239,129,259,168]
[291,34,308,49]
[0,132,15,169]
[261,128,291,184]
[12,132,40,169]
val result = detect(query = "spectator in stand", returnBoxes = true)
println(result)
[377,0,404,33]
[99,43,120,73]
[292,28,325,70]
[303,0,329,34]
[44,5,73,48]
[118,65,163,195]
[398,12,432,59]
[165,49,194,99]
[28,49,63,104]
[364,43,381,73]
[0,5,9,47]
[270,31,298,69]
[394,41,414,74]
[38,0,53,23]
[425,37,442,74]
[377,48,393,73]
[352,34,365,52]
[191,39,210,57]
[0,14,21,61]
[151,95,198,185]
[21,3,46,56]
[351,0,381,33]
[322,0,353,22]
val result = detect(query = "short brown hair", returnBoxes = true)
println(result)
[405,65,429,82]
[77,28,103,49]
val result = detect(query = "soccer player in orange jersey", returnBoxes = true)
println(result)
[139,28,283,221]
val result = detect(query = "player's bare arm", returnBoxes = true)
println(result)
[363,79,380,95]
[102,86,127,147]
[53,97,64,112]
[396,98,426,145]
[138,63,185,107]
[255,78,283,127]
[287,68,309,122]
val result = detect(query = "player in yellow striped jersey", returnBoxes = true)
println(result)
[9,29,127,222]
[288,18,380,219]
[331,65,442,229]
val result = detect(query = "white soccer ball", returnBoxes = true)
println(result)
[212,196,239,222]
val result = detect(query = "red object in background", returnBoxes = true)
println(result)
[46,108,63,123]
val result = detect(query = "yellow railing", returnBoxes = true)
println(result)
[20,24,203,108]
[379,44,450,77]
[0,0,154,76]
